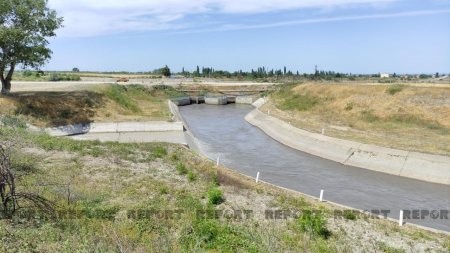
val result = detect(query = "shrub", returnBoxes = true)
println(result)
[343,210,357,220]
[1,115,26,129]
[344,102,354,111]
[207,187,223,205]
[180,219,262,252]
[386,84,404,95]
[48,73,81,81]
[297,209,331,239]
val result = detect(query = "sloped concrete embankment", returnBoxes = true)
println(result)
[245,99,450,185]
[43,117,186,144]
[168,100,203,152]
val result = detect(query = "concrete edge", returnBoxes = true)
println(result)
[43,121,184,137]
[244,107,450,185]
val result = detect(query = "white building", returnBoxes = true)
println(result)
[380,73,390,78]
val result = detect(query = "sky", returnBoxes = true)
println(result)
[44,0,450,74]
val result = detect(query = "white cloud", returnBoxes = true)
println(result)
[48,0,397,37]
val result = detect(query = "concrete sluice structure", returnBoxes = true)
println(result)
[205,95,228,105]
[171,95,256,106]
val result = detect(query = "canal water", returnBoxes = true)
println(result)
[179,104,450,231]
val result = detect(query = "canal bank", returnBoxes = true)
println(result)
[176,103,449,232]
[245,99,450,185]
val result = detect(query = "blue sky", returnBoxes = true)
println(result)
[45,0,450,74]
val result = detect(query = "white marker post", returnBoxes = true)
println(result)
[321,128,325,135]
[216,156,220,167]
[319,189,324,202]
[399,210,404,226]
[255,172,260,183]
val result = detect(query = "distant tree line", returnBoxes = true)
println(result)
[175,65,363,81]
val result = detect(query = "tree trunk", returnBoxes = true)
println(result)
[1,79,11,95]
[1,63,15,95]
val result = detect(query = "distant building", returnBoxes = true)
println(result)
[380,73,390,78]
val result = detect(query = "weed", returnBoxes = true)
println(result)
[344,102,354,111]
[207,187,223,205]
[176,163,188,175]
[360,109,379,123]
[187,171,197,182]
[297,209,331,239]
[1,115,26,129]
[159,186,169,195]
[343,210,357,220]
[180,219,262,252]
[170,152,179,161]
[385,85,404,95]
[376,241,406,253]
[153,146,167,158]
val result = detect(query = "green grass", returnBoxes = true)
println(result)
[376,241,406,253]
[359,110,449,134]
[278,93,320,111]
[103,84,141,113]
[207,187,223,205]
[297,209,331,239]
[272,83,320,111]
[176,162,188,175]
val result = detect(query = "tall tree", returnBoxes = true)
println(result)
[160,65,171,77]
[0,0,63,94]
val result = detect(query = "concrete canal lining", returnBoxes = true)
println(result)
[178,103,450,232]
[245,99,450,185]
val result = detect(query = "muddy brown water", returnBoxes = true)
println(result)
[179,104,450,232]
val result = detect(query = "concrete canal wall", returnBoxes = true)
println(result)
[171,95,256,106]
[245,99,450,185]
[38,104,187,144]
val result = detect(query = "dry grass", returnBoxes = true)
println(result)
[264,83,450,155]
[0,84,174,127]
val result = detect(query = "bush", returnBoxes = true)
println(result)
[343,210,357,220]
[180,219,262,252]
[1,115,26,129]
[386,85,404,95]
[207,187,223,205]
[344,102,354,111]
[48,73,81,81]
[297,209,331,239]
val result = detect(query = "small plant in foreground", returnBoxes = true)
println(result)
[153,146,167,158]
[297,209,331,239]
[208,187,223,205]
[187,171,197,182]
[344,102,354,111]
[343,210,357,220]
[176,163,188,175]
